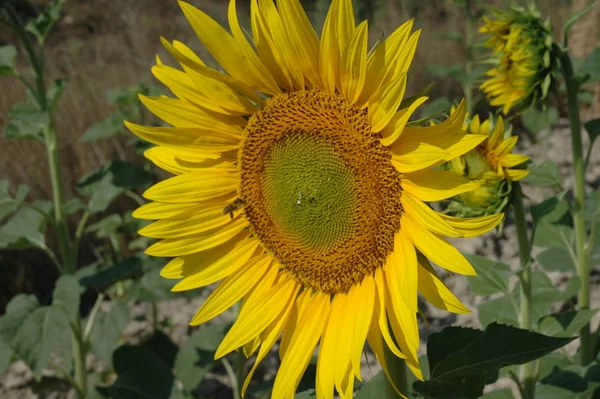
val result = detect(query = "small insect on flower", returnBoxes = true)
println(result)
[127,0,505,397]
[479,3,555,115]
[445,109,530,217]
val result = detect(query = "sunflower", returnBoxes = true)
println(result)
[127,0,503,397]
[479,4,554,115]
[445,111,530,216]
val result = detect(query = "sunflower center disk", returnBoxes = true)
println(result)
[240,90,402,294]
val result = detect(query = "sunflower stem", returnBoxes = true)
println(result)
[6,10,87,397]
[511,182,536,399]
[556,45,592,366]
[463,0,475,114]
[383,344,410,398]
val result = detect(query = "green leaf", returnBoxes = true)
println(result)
[81,112,127,142]
[3,101,48,141]
[536,246,575,272]
[465,254,512,296]
[532,195,573,248]
[89,301,129,366]
[481,388,515,399]
[585,119,600,147]
[521,107,559,135]
[0,45,17,76]
[0,181,30,221]
[47,79,66,113]
[126,266,193,302]
[0,294,40,347]
[295,390,316,398]
[52,275,82,322]
[62,198,86,216]
[0,333,13,375]
[24,0,66,44]
[173,323,229,391]
[427,64,464,78]
[523,162,561,187]
[0,207,48,250]
[478,294,519,327]
[420,97,452,119]
[437,31,462,41]
[354,372,387,399]
[414,323,576,398]
[539,310,600,337]
[13,306,72,379]
[108,345,175,399]
[80,256,144,291]
[86,214,123,238]
[76,161,152,212]
[541,367,588,393]
[578,47,600,83]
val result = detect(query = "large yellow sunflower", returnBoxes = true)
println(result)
[127,0,503,397]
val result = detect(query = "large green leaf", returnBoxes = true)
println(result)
[13,306,72,379]
[173,323,229,391]
[108,345,175,399]
[355,372,387,399]
[584,119,600,148]
[0,207,48,250]
[0,45,17,76]
[80,256,144,291]
[465,254,512,296]
[0,180,30,222]
[81,112,127,142]
[532,196,573,249]
[52,275,82,322]
[0,333,13,375]
[3,101,48,141]
[481,389,514,399]
[0,294,40,347]
[126,267,193,302]
[76,162,152,212]
[522,162,561,188]
[413,323,575,398]
[539,310,599,338]
[536,246,576,272]
[577,47,600,83]
[25,0,65,44]
[478,294,519,327]
[522,107,559,135]
[89,301,129,366]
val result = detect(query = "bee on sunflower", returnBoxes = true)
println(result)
[127,0,503,397]
[479,3,554,115]
[444,109,530,217]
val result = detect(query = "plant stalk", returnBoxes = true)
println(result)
[464,0,475,114]
[557,45,592,366]
[72,318,88,398]
[511,183,535,398]
[383,344,409,398]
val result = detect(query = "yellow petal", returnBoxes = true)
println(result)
[366,317,406,399]
[272,292,330,399]
[145,217,247,257]
[250,0,294,90]
[278,290,310,360]
[336,0,354,49]
[317,292,346,399]
[487,116,505,148]
[439,213,504,238]
[227,0,280,95]
[402,215,476,276]
[417,255,471,314]
[216,277,299,358]
[142,172,238,204]
[391,142,449,174]
[319,0,340,93]
[132,201,199,220]
[401,170,479,202]
[350,277,375,381]
[373,269,406,359]
[278,0,322,87]
[400,192,461,237]
[443,133,488,160]
[500,153,529,168]
[380,96,429,146]
[126,122,240,151]
[144,147,237,176]
[189,255,272,325]
[495,136,519,158]
[339,20,368,104]
[388,29,421,80]
[166,237,258,285]
[469,114,481,133]
[179,1,276,94]
[258,0,304,89]
[369,74,407,133]
[504,168,530,181]
[385,230,418,312]
[241,283,297,396]
[140,203,233,238]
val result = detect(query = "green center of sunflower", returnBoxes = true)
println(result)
[261,132,357,249]
[239,89,402,294]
